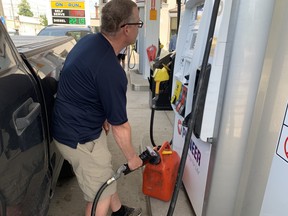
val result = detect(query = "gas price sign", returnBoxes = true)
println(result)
[51,1,86,25]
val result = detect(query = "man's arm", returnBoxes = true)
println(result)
[111,121,143,170]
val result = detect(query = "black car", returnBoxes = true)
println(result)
[37,25,93,42]
[0,22,75,215]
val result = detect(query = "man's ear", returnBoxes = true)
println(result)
[123,26,129,35]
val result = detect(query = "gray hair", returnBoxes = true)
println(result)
[100,0,137,35]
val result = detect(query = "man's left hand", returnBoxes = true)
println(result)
[103,120,110,135]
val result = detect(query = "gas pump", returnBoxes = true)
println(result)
[169,1,215,215]
[170,0,288,215]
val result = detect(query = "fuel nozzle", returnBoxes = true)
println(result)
[140,146,161,165]
[152,64,170,108]
[123,146,161,175]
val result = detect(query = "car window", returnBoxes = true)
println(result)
[28,39,75,80]
[0,30,16,72]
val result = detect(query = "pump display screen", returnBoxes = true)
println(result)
[52,17,86,25]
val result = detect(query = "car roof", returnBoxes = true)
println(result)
[42,25,91,31]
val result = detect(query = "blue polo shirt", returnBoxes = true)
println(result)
[52,33,128,148]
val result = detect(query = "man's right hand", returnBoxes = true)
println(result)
[127,154,143,171]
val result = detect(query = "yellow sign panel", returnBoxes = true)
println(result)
[51,1,85,9]
[149,9,157,20]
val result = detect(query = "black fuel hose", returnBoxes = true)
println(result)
[91,165,127,216]
[128,46,136,70]
[149,108,156,147]
[91,181,109,216]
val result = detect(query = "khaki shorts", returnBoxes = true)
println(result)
[54,131,116,202]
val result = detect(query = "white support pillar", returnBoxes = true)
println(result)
[136,1,145,74]
[138,0,160,79]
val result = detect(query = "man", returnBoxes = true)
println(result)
[52,0,143,215]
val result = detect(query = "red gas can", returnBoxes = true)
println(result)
[142,141,180,202]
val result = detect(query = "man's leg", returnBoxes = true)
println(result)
[110,192,122,211]
[110,193,142,216]
[54,133,117,216]
[86,192,121,216]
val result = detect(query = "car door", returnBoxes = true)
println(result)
[0,24,50,215]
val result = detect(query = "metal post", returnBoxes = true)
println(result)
[0,0,4,16]
[9,0,16,29]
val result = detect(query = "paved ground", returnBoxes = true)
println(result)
[47,61,195,216]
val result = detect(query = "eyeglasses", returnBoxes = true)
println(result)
[120,20,143,28]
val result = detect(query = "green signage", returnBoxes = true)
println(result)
[52,17,86,25]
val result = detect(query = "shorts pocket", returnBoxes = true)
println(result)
[77,141,94,153]
[91,139,112,167]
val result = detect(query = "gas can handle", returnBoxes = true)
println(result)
[158,141,172,153]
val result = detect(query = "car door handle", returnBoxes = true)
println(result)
[13,98,41,135]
